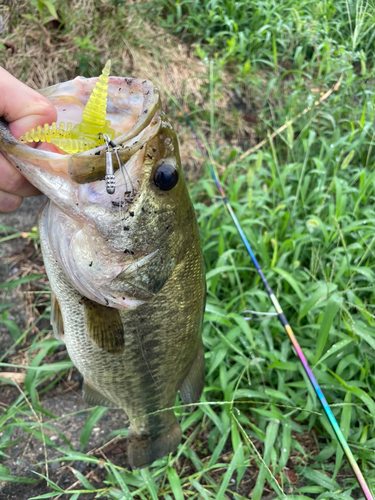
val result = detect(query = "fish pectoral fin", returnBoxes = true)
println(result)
[51,291,64,341]
[83,299,125,354]
[83,381,121,409]
[128,411,181,469]
[179,344,205,406]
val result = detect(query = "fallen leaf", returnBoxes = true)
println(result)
[0,372,26,384]
[286,468,298,483]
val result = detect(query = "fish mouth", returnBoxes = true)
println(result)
[1,75,161,189]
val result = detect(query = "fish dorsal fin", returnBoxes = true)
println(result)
[19,60,115,153]
[83,298,125,355]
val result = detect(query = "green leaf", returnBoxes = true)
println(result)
[299,283,337,320]
[334,391,351,477]
[43,0,58,19]
[215,443,244,500]
[56,448,99,464]
[201,403,224,434]
[272,267,304,299]
[0,317,22,341]
[314,294,343,363]
[189,478,212,499]
[279,496,314,500]
[29,494,61,499]
[252,419,280,500]
[0,473,38,483]
[167,467,184,500]
[315,338,353,366]
[329,371,375,416]
[140,468,159,500]
[107,462,132,500]
[71,469,95,490]
[265,388,292,402]
[80,406,107,450]
[208,426,230,467]
[229,313,255,349]
[0,274,45,290]
[205,302,228,318]
[296,467,339,490]
[0,361,74,372]
[353,321,375,351]
[275,420,291,473]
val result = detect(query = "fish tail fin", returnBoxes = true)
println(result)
[128,410,181,469]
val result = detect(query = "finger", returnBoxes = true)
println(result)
[0,190,23,213]
[0,155,41,197]
[0,67,57,139]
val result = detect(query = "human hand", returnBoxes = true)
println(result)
[0,67,57,213]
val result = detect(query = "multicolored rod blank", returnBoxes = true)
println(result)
[180,104,373,497]
[208,164,374,500]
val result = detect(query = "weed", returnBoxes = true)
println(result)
[25,0,58,25]
[1,0,375,499]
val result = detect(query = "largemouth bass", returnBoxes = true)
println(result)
[0,64,205,468]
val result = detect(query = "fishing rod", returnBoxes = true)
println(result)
[182,103,374,500]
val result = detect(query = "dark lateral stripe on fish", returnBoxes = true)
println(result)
[123,311,168,428]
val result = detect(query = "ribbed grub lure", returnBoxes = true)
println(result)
[19,60,115,154]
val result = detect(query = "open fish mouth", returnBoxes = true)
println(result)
[0,62,162,201]
[0,62,183,310]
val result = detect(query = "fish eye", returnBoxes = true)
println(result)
[153,163,178,191]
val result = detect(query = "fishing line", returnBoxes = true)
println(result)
[180,93,374,500]
[114,147,135,198]
[243,310,278,321]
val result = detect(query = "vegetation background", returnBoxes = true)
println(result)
[1,0,375,498]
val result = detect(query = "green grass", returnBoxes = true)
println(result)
[142,0,375,76]
[1,0,375,498]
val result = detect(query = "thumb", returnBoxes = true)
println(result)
[0,67,57,140]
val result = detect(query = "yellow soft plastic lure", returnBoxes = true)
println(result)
[19,60,115,154]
